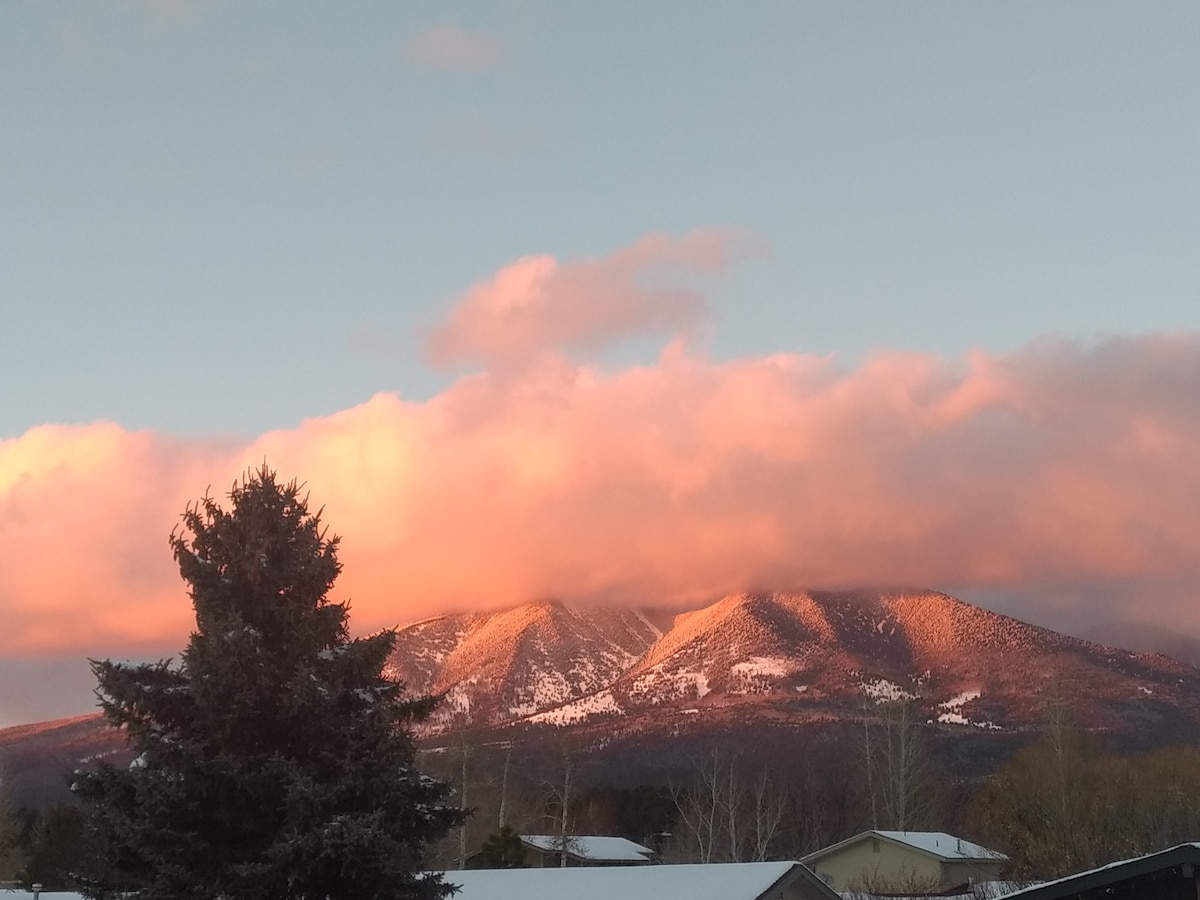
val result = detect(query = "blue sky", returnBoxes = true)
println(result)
[5,1,1199,439]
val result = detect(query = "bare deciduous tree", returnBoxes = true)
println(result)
[533,738,590,867]
[747,768,787,861]
[972,732,1200,880]
[863,699,938,831]
[670,750,787,863]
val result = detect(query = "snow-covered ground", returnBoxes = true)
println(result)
[526,690,623,726]
[936,690,981,725]
[861,678,915,702]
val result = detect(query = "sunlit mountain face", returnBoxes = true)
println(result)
[8,588,1199,808]
[388,590,1200,736]
[386,601,670,726]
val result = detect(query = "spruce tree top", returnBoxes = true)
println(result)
[75,466,464,900]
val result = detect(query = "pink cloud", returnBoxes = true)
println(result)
[3,325,1200,657]
[426,229,742,371]
[401,22,506,72]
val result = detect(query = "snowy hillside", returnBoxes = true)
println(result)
[388,590,1200,737]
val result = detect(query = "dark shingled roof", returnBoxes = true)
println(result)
[998,843,1200,900]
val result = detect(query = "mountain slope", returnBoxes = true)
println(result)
[9,589,1199,809]
[1079,619,1200,667]
[0,713,127,808]
[511,590,1200,735]
[386,600,666,726]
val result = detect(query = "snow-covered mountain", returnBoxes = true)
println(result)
[1079,619,1200,667]
[388,590,1200,736]
[8,589,1199,809]
[385,600,669,727]
[0,714,131,808]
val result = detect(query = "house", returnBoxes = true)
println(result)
[519,833,655,867]
[841,881,1027,899]
[995,842,1200,900]
[443,860,841,900]
[802,830,1007,893]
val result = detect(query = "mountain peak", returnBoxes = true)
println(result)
[387,588,1200,737]
[388,601,661,725]
[10,589,1200,811]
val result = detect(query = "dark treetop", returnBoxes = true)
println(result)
[74,466,464,900]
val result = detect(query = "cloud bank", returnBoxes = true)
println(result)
[3,235,1200,657]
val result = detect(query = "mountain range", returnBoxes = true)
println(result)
[387,589,1200,739]
[5,588,1199,807]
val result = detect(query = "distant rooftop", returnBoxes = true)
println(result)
[804,830,1008,864]
[520,834,654,862]
[875,830,1008,861]
[444,861,837,900]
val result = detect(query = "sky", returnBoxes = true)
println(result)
[2,1,1200,727]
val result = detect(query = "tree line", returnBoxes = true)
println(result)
[412,698,1200,880]
[12,721,1200,887]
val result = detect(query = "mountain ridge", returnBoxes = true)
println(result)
[5,588,1198,808]
[389,588,1200,736]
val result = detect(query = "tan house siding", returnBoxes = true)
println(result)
[941,858,1005,887]
[809,839,943,892]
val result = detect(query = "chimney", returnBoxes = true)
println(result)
[32,884,42,900]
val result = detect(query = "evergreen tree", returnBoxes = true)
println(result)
[0,763,24,882]
[465,827,527,869]
[21,802,104,890]
[74,467,464,900]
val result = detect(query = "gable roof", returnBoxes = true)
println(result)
[804,830,1008,865]
[443,860,841,900]
[995,842,1200,899]
[520,834,654,861]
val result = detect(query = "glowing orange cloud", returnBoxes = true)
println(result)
[426,229,742,371]
[2,240,1200,657]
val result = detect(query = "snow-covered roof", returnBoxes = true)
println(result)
[876,831,1007,861]
[443,861,837,900]
[804,830,1007,864]
[519,834,653,861]
[0,893,86,900]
